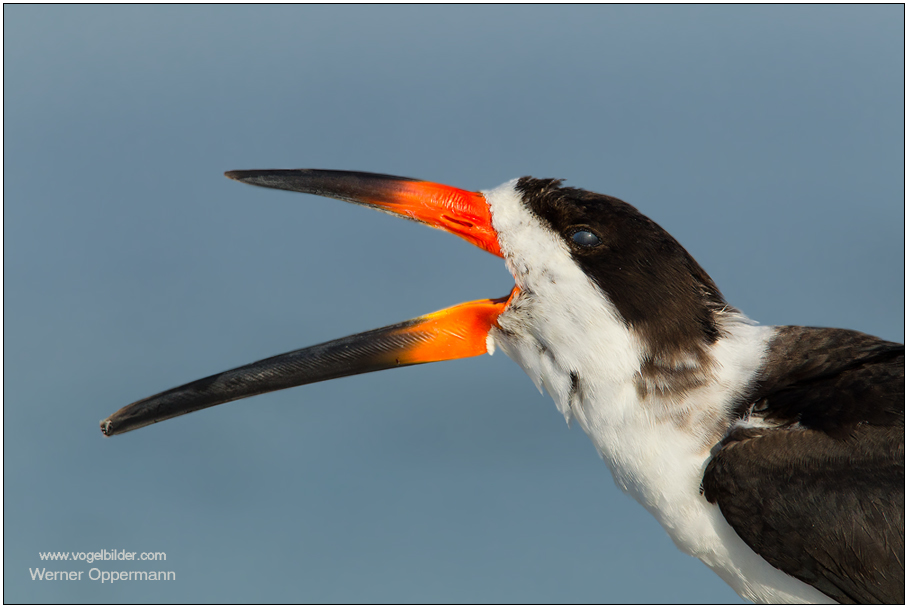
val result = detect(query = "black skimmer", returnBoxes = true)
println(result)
[101,170,904,604]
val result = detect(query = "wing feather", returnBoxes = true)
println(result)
[704,328,904,604]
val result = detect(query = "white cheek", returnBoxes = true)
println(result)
[482,181,644,425]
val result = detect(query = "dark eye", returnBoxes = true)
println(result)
[571,229,601,247]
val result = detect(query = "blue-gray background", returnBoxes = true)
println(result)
[5,5,904,604]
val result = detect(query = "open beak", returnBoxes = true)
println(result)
[101,170,512,437]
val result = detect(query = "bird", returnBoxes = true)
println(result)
[101,169,904,604]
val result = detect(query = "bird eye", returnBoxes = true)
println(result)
[571,229,601,247]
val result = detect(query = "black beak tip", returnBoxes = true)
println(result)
[224,170,254,183]
[223,169,293,190]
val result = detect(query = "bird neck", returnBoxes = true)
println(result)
[492,286,772,528]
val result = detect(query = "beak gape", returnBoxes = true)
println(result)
[101,169,512,437]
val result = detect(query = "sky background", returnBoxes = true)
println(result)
[4,5,904,604]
